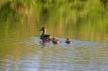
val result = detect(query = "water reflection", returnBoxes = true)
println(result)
[0,1,108,71]
[0,37,108,71]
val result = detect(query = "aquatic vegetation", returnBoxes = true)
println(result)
[0,0,108,41]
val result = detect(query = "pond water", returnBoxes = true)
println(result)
[0,37,108,71]
[0,20,108,71]
[1,1,108,71]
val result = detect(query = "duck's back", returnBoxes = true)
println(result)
[40,34,50,40]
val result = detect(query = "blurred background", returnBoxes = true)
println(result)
[0,0,108,42]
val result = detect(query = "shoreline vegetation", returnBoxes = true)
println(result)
[0,0,108,42]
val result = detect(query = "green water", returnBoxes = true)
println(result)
[0,0,108,71]
[0,0,108,42]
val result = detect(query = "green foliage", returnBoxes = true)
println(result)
[0,0,108,41]
[100,0,108,8]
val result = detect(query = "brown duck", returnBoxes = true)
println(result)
[52,37,60,44]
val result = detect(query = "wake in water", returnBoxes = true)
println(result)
[18,37,108,48]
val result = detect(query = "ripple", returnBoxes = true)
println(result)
[1,37,108,71]
[18,37,108,48]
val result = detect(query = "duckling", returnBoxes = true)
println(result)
[40,27,51,42]
[52,37,60,44]
[65,38,71,44]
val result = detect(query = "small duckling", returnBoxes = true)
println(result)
[65,38,71,44]
[52,37,60,44]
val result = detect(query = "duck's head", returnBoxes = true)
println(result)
[40,27,45,31]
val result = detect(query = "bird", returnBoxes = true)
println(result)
[65,38,71,44]
[40,27,51,42]
[52,37,60,44]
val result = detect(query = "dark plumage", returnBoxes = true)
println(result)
[65,38,71,44]
[40,27,51,42]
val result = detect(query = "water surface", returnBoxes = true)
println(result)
[0,1,108,71]
[0,37,108,71]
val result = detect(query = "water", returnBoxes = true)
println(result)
[0,37,108,71]
[0,1,108,70]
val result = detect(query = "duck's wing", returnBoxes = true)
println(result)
[44,34,50,37]
[40,34,50,40]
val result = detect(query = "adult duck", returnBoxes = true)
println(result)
[40,27,51,42]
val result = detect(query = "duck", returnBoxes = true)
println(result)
[40,27,51,42]
[65,38,71,44]
[52,37,60,44]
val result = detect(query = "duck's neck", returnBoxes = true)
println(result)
[41,30,46,35]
